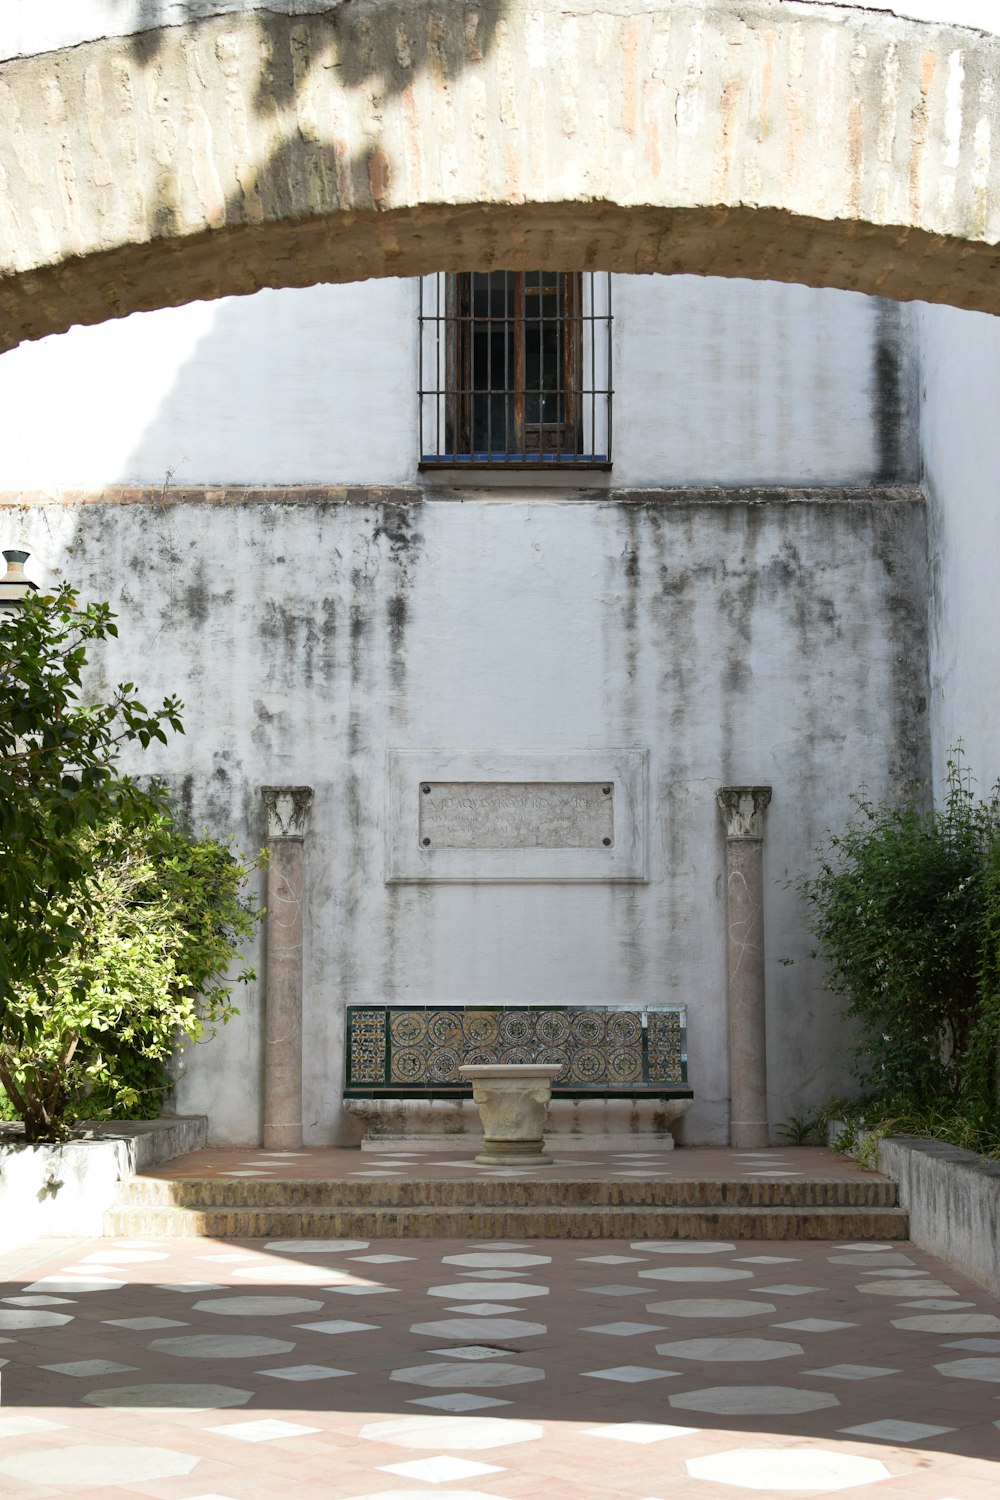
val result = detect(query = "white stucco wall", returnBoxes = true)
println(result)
[7,490,929,1145]
[0,270,928,1145]
[920,302,1000,792]
[0,276,915,489]
[0,281,417,490]
[613,278,914,487]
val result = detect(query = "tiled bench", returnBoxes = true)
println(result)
[343,1004,692,1149]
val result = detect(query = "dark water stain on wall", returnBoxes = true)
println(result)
[257,595,324,686]
[348,587,369,689]
[376,498,424,702]
[871,501,931,798]
[372,500,424,563]
[605,498,644,730]
[386,591,408,685]
[873,300,920,484]
[251,695,280,757]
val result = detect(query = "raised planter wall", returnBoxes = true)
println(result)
[878,1136,1000,1298]
[0,1116,207,1244]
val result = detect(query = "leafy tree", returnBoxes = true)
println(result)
[0,585,258,1141]
[0,584,183,1016]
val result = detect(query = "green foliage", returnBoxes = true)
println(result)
[0,584,258,1142]
[798,752,1000,1154]
[799,755,1000,1107]
[825,1098,1000,1168]
[0,808,259,1142]
[968,838,1000,1115]
[0,584,183,1015]
[74,1046,172,1123]
[776,1115,822,1146]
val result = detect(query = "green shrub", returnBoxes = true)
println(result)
[0,810,257,1134]
[0,804,260,1141]
[1,584,183,1016]
[0,583,263,1142]
[798,753,1000,1141]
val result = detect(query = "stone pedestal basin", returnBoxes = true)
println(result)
[458,1064,563,1165]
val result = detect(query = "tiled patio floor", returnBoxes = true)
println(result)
[145,1144,883,1184]
[1,1214,999,1498]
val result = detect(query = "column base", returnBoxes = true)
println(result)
[263,1123,303,1150]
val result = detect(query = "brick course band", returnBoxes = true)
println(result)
[2,0,1000,351]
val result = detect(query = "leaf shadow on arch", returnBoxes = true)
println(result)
[119,2,511,284]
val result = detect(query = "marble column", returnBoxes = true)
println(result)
[261,786,313,1150]
[717,785,772,1150]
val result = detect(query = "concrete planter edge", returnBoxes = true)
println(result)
[0,1116,207,1243]
[877,1135,1000,1299]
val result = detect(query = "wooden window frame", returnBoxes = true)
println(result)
[418,269,613,469]
[450,270,583,460]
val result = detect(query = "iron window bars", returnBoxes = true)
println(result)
[419,271,612,467]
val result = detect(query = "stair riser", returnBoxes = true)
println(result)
[117,1181,899,1210]
[104,1206,909,1240]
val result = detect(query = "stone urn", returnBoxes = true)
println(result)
[459,1063,562,1165]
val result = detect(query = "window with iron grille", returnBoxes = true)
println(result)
[419,271,612,467]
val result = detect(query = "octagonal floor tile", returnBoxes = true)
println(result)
[670,1386,839,1416]
[0,1444,199,1485]
[686,1447,891,1491]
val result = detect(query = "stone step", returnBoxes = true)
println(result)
[104,1201,909,1240]
[116,1176,899,1210]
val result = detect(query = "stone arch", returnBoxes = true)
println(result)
[2,0,1000,353]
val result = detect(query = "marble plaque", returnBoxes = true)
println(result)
[386,749,647,882]
[418,781,613,849]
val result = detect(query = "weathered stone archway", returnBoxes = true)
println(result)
[1,0,999,352]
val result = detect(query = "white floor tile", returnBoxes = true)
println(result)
[207,1419,320,1442]
[585,1422,699,1444]
[379,1456,503,1482]
[582,1321,666,1336]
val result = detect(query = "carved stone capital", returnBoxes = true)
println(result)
[262,785,313,840]
[717,785,772,839]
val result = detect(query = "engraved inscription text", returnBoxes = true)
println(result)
[419,781,614,849]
